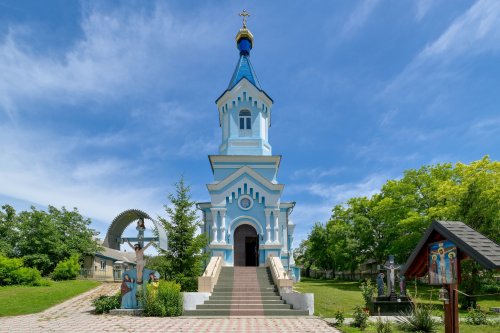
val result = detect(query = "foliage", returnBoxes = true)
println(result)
[376,316,393,333]
[334,309,345,326]
[396,303,437,332]
[156,178,207,291]
[143,280,183,317]
[0,205,100,275]
[352,305,369,330]
[0,280,99,316]
[465,307,488,325]
[0,254,45,286]
[92,294,120,314]
[52,255,80,280]
[299,156,499,286]
[360,279,375,307]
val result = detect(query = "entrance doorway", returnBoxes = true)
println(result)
[234,224,259,266]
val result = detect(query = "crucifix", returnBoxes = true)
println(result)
[239,9,250,28]
[382,255,401,300]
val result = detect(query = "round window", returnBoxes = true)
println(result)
[238,196,253,210]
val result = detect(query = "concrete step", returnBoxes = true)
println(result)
[211,292,278,297]
[183,309,309,316]
[209,295,282,301]
[213,286,276,293]
[204,299,285,304]
[197,304,292,310]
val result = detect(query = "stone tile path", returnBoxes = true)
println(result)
[0,283,340,332]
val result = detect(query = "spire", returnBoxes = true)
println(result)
[228,10,261,90]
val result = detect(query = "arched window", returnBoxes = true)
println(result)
[239,110,251,136]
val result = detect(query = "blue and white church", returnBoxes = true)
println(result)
[197,21,299,280]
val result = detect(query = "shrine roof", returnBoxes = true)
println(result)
[401,221,500,277]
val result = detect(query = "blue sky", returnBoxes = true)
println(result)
[0,0,499,250]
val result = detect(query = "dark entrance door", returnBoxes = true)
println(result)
[234,224,259,266]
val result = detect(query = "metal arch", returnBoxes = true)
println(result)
[103,209,168,251]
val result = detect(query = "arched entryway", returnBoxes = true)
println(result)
[233,224,259,266]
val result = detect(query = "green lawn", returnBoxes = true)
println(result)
[295,277,500,317]
[0,280,101,317]
[338,323,500,333]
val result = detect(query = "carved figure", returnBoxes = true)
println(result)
[120,274,137,309]
[399,275,406,296]
[126,240,153,283]
[377,273,385,296]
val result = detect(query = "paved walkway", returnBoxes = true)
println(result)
[0,284,339,332]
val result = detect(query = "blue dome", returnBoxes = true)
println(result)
[237,38,252,56]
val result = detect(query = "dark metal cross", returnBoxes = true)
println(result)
[239,9,250,28]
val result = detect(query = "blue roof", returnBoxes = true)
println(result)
[228,55,261,90]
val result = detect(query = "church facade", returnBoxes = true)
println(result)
[197,22,299,280]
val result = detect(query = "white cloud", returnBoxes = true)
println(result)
[290,167,344,180]
[0,125,164,223]
[0,3,224,119]
[382,0,500,99]
[341,0,381,38]
[415,0,438,21]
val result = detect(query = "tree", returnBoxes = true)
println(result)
[2,205,100,275]
[157,178,207,291]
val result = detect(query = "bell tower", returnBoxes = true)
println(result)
[216,13,273,156]
[197,11,299,280]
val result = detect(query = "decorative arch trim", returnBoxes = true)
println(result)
[230,216,264,236]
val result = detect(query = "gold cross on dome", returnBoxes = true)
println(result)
[239,9,250,28]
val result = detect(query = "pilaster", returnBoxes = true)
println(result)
[264,208,272,244]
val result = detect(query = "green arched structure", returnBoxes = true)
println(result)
[103,209,168,251]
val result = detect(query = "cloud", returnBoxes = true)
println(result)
[0,3,225,120]
[290,167,344,181]
[415,0,438,21]
[382,0,500,100]
[0,125,164,223]
[340,0,381,38]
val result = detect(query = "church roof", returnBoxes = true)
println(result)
[228,55,261,90]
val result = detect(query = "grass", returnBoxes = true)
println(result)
[338,323,500,333]
[295,278,364,317]
[0,280,101,316]
[295,277,500,318]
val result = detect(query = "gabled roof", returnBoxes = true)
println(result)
[96,241,136,264]
[402,221,500,277]
[207,165,284,192]
[228,54,261,90]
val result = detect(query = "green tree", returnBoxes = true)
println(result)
[0,205,19,256]
[8,206,100,275]
[157,178,207,291]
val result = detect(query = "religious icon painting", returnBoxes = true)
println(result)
[428,240,458,285]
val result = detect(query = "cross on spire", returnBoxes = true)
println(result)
[239,9,250,28]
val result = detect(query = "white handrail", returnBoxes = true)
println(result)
[198,255,223,292]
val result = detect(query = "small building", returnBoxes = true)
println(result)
[82,245,136,281]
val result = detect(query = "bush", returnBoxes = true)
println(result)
[0,254,45,286]
[352,305,369,330]
[396,303,437,332]
[334,309,345,326]
[92,295,120,314]
[143,280,183,317]
[465,307,488,325]
[360,279,375,306]
[376,316,393,333]
[52,255,80,281]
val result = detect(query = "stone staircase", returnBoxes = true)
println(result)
[184,266,308,316]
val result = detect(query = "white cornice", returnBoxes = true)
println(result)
[209,155,281,172]
[207,165,284,192]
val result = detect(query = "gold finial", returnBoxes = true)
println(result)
[239,9,250,28]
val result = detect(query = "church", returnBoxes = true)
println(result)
[197,17,299,280]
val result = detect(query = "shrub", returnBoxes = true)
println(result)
[396,303,437,332]
[352,305,369,330]
[143,280,183,317]
[92,295,120,314]
[360,279,375,307]
[52,255,80,281]
[0,254,45,286]
[465,307,488,325]
[334,309,345,326]
[376,316,393,333]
